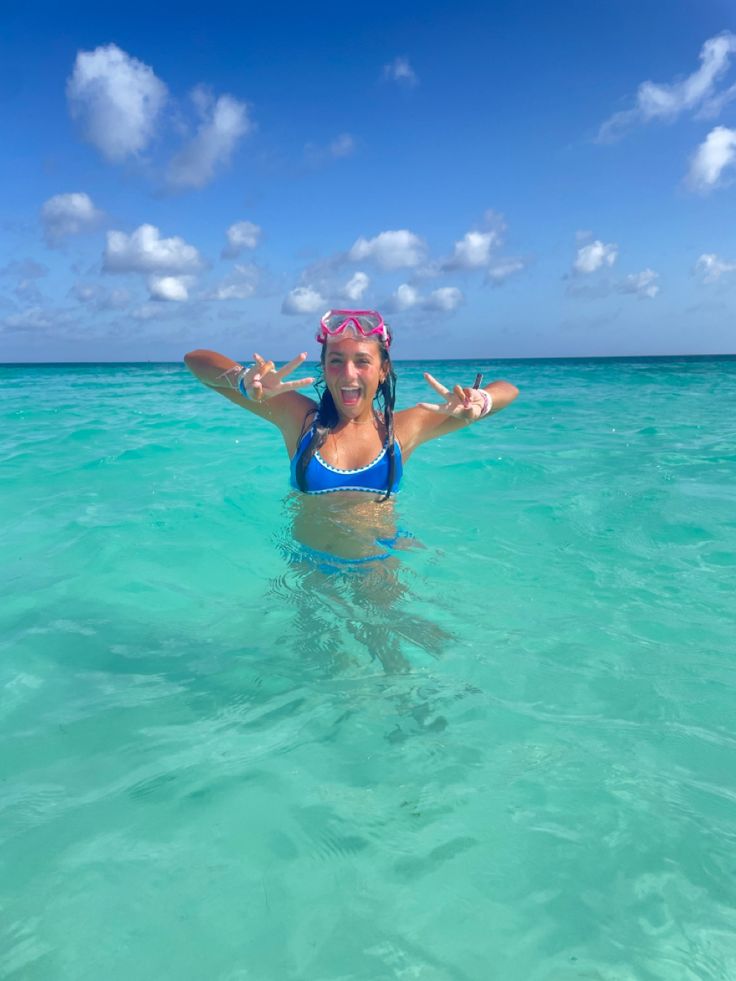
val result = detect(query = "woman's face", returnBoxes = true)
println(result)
[323,337,387,419]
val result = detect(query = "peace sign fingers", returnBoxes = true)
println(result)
[419,371,465,416]
[252,353,275,377]
[274,352,308,381]
[269,352,315,393]
[423,372,451,399]
[417,372,489,420]
[247,351,315,400]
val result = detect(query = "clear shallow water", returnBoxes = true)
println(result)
[1,357,735,980]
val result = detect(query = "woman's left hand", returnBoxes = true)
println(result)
[417,372,492,422]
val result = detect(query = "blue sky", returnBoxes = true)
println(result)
[1,0,736,361]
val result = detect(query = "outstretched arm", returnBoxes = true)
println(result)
[395,373,519,459]
[184,349,317,454]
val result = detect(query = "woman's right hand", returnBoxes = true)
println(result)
[217,352,315,401]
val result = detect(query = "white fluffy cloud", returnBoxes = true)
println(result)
[103,224,203,274]
[444,231,497,270]
[616,269,660,299]
[41,192,103,245]
[488,258,526,285]
[167,89,251,189]
[67,46,251,192]
[573,240,618,274]
[67,44,167,161]
[341,271,369,302]
[349,230,426,270]
[392,283,420,310]
[598,32,736,141]
[687,126,736,191]
[282,286,326,315]
[390,283,463,313]
[212,283,255,300]
[382,57,418,86]
[148,275,191,301]
[222,220,261,258]
[438,217,525,285]
[425,287,464,312]
[209,264,259,300]
[695,253,736,282]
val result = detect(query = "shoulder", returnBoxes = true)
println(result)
[393,405,446,460]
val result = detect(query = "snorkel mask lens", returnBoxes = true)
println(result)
[317,310,391,347]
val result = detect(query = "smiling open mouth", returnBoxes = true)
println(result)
[340,387,361,406]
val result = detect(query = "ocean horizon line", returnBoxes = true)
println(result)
[2,352,736,367]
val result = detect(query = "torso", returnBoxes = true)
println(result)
[275,398,428,560]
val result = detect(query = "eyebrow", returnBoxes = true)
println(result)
[327,352,376,360]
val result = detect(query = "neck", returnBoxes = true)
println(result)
[335,408,380,429]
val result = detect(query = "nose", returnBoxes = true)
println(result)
[342,360,359,382]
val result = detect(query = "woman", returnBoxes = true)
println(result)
[184,309,519,562]
[186,310,518,671]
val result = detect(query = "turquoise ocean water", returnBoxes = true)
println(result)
[1,357,735,980]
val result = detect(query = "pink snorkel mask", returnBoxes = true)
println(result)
[317,309,391,348]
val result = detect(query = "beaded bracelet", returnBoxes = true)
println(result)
[477,390,493,419]
[237,371,251,399]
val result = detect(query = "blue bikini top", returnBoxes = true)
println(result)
[290,426,403,495]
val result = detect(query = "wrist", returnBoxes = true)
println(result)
[476,390,492,420]
[237,370,251,399]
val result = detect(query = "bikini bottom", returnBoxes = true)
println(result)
[285,531,413,576]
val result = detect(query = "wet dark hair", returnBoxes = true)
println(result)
[295,332,397,501]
